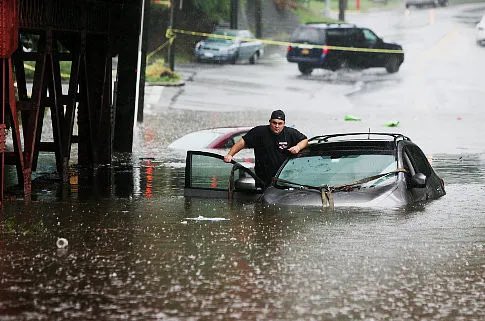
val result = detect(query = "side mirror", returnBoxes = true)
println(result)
[410,173,426,188]
[235,177,256,191]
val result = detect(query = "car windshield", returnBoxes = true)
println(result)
[290,26,325,44]
[206,30,239,44]
[277,154,397,188]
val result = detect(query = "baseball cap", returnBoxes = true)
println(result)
[270,110,285,122]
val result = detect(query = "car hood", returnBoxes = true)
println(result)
[262,183,407,208]
[382,42,403,50]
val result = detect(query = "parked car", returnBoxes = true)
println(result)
[168,127,251,150]
[184,133,446,208]
[194,29,264,64]
[477,15,485,46]
[286,23,404,75]
[405,0,448,8]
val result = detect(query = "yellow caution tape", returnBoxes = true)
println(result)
[165,28,404,54]
[23,62,70,79]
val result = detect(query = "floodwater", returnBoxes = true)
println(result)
[1,111,484,320]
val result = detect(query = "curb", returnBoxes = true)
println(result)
[146,81,185,87]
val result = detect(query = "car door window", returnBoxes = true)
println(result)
[241,31,253,40]
[402,151,415,176]
[362,29,379,46]
[404,146,432,176]
[185,151,261,197]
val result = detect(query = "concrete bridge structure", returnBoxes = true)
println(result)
[0,0,149,206]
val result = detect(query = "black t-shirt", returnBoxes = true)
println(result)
[243,125,307,186]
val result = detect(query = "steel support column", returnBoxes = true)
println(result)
[113,0,144,152]
[0,0,143,205]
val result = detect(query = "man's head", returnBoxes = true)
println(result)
[269,110,285,134]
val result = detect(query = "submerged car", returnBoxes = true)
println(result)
[168,127,251,150]
[286,23,404,75]
[194,28,264,64]
[477,15,485,46]
[184,133,446,208]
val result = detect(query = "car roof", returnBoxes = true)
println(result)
[214,28,249,35]
[305,133,412,153]
[168,126,251,149]
[302,22,357,29]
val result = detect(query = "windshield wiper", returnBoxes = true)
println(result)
[273,168,407,208]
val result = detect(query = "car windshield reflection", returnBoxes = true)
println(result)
[206,37,234,44]
[276,154,397,188]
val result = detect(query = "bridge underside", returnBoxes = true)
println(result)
[0,0,145,205]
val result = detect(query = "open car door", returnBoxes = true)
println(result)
[184,151,264,200]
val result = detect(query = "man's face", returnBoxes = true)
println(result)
[269,119,285,134]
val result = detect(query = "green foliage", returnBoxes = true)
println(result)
[192,0,231,21]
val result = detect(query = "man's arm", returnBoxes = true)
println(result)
[224,138,246,163]
[288,138,308,155]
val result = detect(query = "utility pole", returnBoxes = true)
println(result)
[255,0,262,38]
[338,0,347,21]
[230,0,239,29]
[136,0,150,123]
[168,0,177,71]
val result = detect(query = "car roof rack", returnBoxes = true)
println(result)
[304,22,356,28]
[308,133,411,144]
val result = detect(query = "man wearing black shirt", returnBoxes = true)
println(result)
[223,110,308,188]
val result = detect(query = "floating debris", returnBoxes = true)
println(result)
[344,114,361,121]
[184,215,229,221]
[384,120,400,127]
[56,238,69,249]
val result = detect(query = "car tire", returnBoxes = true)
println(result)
[339,59,350,70]
[385,56,400,73]
[298,63,313,75]
[249,52,259,64]
[329,61,340,72]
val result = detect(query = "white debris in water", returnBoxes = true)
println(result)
[184,215,229,221]
[56,238,68,249]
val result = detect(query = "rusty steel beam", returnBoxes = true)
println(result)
[18,0,112,34]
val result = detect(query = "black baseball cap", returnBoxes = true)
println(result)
[270,110,285,122]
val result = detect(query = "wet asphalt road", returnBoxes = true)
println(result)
[1,3,485,321]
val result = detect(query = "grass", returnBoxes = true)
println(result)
[23,61,72,80]
[22,59,181,86]
[145,58,182,85]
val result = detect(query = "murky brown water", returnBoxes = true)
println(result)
[1,118,484,320]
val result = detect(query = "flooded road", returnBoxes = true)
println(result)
[1,129,484,320]
[2,4,485,321]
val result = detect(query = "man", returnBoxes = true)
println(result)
[224,110,308,188]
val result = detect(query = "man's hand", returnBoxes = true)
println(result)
[287,145,300,154]
[224,138,245,163]
[288,139,308,155]
[224,154,233,163]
